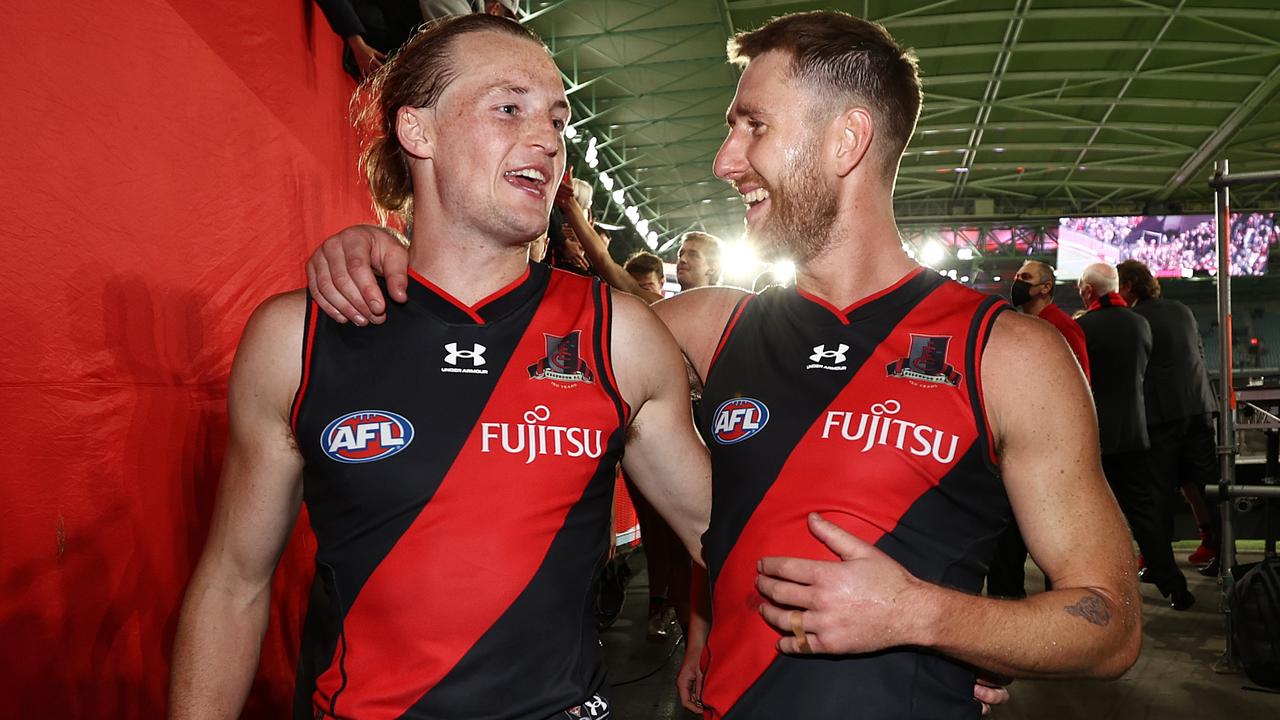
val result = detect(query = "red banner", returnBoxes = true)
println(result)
[0,1,371,715]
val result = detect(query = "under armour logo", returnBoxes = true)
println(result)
[582,695,610,717]
[810,344,849,364]
[444,342,486,366]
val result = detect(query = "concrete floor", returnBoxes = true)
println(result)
[600,549,1280,719]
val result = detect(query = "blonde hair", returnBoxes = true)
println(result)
[352,14,545,230]
[572,178,594,211]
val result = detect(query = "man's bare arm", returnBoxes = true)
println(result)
[677,564,711,713]
[921,311,1140,678]
[610,292,710,561]
[306,225,410,325]
[559,197,663,304]
[169,292,309,719]
[756,311,1139,679]
[651,286,747,380]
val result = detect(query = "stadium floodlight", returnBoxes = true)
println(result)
[960,275,970,283]
[721,239,759,280]
[612,189,625,205]
[636,218,649,236]
[624,206,640,223]
[564,125,577,139]
[957,247,974,261]
[647,230,658,245]
[772,260,796,283]
[599,172,613,191]
[993,275,1002,282]
[921,240,946,267]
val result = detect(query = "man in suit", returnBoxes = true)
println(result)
[986,260,1092,598]
[1077,263,1194,610]
[1117,259,1219,568]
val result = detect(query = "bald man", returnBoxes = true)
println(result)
[1076,263,1193,610]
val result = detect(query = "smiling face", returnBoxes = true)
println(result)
[410,31,569,245]
[713,51,839,264]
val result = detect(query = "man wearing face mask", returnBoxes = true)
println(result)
[986,261,1092,598]
[1010,261,1090,381]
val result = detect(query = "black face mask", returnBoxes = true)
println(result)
[1011,279,1035,307]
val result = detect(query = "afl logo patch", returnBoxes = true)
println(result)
[712,398,770,445]
[321,410,414,464]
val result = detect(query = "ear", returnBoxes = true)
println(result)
[833,107,875,178]
[396,106,433,160]
[706,257,721,280]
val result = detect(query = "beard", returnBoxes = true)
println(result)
[746,135,838,264]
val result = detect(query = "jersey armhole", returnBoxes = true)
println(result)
[593,281,632,427]
[966,296,1009,476]
[288,299,321,435]
[703,294,754,388]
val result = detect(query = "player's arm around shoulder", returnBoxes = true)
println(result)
[169,290,309,720]
[651,285,748,381]
[982,309,1140,675]
[609,290,711,563]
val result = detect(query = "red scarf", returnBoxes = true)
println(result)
[1087,292,1128,311]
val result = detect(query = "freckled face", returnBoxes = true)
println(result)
[425,32,569,244]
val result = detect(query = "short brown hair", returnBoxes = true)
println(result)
[727,11,922,176]
[1116,259,1161,300]
[679,231,723,284]
[353,15,545,229]
[624,251,665,280]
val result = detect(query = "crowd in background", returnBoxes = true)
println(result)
[1063,213,1277,277]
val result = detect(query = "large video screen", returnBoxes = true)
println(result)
[1057,212,1277,279]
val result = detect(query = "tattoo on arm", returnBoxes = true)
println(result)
[1063,595,1111,627]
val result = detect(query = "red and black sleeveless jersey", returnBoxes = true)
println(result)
[290,262,629,720]
[695,268,1010,719]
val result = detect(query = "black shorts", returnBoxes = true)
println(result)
[556,693,610,719]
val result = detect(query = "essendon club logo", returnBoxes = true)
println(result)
[528,331,595,385]
[886,334,962,387]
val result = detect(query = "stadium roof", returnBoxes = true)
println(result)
[522,0,1280,249]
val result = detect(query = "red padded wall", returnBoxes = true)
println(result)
[0,1,371,715]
